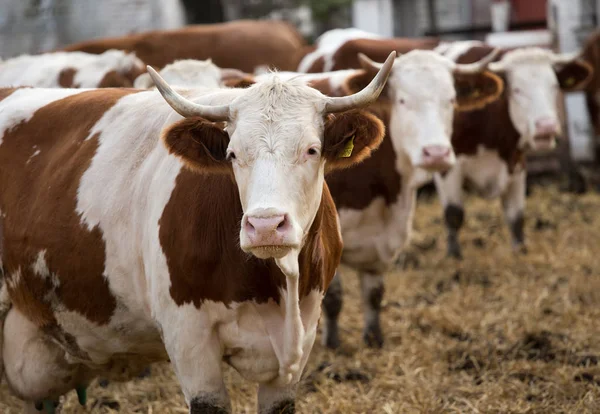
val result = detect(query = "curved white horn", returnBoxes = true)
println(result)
[147,66,230,121]
[454,48,502,74]
[324,51,396,113]
[550,51,580,65]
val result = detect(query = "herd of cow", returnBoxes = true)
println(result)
[0,18,599,414]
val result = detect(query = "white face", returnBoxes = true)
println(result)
[226,81,328,259]
[504,60,561,151]
[386,53,456,171]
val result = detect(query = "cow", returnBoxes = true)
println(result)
[133,59,254,89]
[0,53,396,413]
[433,43,593,259]
[580,30,600,140]
[60,19,309,73]
[297,28,440,73]
[0,50,145,88]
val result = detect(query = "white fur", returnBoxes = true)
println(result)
[134,59,223,89]
[0,49,145,88]
[297,28,382,72]
[435,40,485,61]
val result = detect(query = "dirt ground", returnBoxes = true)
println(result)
[1,183,599,413]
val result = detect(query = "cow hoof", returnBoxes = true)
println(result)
[362,325,384,348]
[513,243,528,255]
[76,385,87,406]
[447,245,463,260]
[323,333,340,350]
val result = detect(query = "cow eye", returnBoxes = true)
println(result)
[450,97,456,105]
[399,98,406,104]
[513,87,521,94]
[307,147,319,156]
[226,151,236,161]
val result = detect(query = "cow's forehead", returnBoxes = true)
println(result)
[230,77,326,123]
[500,48,555,69]
[390,62,454,98]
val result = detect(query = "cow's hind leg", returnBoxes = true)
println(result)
[359,272,384,348]
[321,272,343,349]
[501,169,527,253]
[2,308,85,412]
[258,383,296,414]
[434,169,465,259]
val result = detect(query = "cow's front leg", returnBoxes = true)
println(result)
[258,383,297,414]
[359,272,384,348]
[434,168,465,259]
[160,309,230,414]
[501,169,527,253]
[321,271,343,349]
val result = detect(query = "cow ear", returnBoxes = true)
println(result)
[162,117,231,174]
[223,77,255,89]
[323,109,385,172]
[555,60,593,91]
[98,70,133,87]
[454,70,504,111]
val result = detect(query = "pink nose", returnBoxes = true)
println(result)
[535,117,560,136]
[244,214,291,246]
[422,145,452,169]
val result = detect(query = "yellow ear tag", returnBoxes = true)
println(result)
[566,77,575,87]
[338,135,355,158]
[472,89,480,98]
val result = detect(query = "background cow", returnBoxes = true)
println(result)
[0,54,395,413]
[434,44,593,258]
[0,50,145,88]
[60,19,309,73]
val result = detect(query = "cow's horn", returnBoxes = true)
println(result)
[454,48,501,74]
[147,66,230,121]
[323,51,396,113]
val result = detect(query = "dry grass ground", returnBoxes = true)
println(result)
[1,184,599,413]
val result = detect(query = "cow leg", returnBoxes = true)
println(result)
[160,314,230,414]
[257,383,296,414]
[501,169,527,253]
[321,272,343,349]
[434,169,465,259]
[2,308,84,411]
[359,272,384,348]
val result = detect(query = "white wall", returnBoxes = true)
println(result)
[352,0,394,37]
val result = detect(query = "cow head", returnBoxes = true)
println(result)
[149,53,393,265]
[488,48,593,151]
[347,50,503,172]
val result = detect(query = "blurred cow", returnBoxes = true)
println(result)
[0,50,145,88]
[580,30,600,140]
[434,43,593,258]
[134,59,254,89]
[60,20,309,73]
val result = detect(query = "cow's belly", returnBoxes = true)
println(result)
[460,151,510,199]
[217,291,322,383]
[338,195,414,273]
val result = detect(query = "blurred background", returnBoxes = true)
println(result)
[1,0,598,169]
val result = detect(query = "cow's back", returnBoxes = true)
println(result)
[61,20,306,72]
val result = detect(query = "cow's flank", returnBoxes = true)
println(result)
[0,89,139,327]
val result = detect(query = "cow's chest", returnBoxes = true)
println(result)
[460,149,512,199]
[337,185,416,273]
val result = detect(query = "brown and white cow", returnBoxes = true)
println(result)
[60,19,309,73]
[0,50,145,88]
[580,30,600,139]
[434,43,593,258]
[0,54,395,413]
[261,51,502,348]
[297,28,440,73]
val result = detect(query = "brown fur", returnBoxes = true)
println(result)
[0,89,140,328]
[454,71,505,112]
[555,59,594,92]
[98,70,134,88]
[580,30,600,136]
[325,101,402,210]
[222,77,255,89]
[162,118,231,175]
[58,68,77,88]
[323,110,385,172]
[60,20,306,72]
[304,37,441,73]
